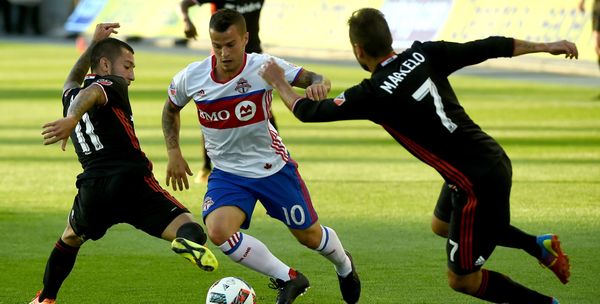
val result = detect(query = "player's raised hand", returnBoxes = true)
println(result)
[41,116,79,151]
[184,19,198,40]
[547,40,579,59]
[92,23,120,43]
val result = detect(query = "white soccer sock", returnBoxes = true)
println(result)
[219,232,292,281]
[316,225,352,277]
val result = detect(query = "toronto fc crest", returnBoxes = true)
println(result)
[235,77,251,93]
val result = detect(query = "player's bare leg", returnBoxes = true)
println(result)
[431,214,449,237]
[205,206,306,303]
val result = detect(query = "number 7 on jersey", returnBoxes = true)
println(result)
[412,77,457,133]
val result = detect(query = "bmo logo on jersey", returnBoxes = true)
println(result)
[196,93,265,129]
[198,109,231,121]
[235,100,256,121]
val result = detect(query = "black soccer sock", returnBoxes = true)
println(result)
[496,225,541,258]
[176,222,207,245]
[474,269,553,303]
[39,238,80,300]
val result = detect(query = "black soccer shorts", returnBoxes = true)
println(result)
[443,154,513,275]
[69,171,189,241]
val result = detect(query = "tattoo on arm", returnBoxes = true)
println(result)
[64,43,96,91]
[66,85,104,119]
[292,70,323,88]
[162,101,182,150]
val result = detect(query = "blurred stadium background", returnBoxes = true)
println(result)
[1,0,600,74]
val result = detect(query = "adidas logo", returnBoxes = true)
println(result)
[474,256,486,266]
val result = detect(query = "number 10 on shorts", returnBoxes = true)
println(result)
[282,205,306,226]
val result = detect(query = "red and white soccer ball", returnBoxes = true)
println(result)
[205,277,256,304]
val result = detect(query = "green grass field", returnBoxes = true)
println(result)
[1,41,599,303]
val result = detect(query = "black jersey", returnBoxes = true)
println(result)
[62,74,152,180]
[197,0,264,53]
[293,36,515,182]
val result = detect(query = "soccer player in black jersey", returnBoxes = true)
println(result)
[181,0,264,54]
[260,8,576,304]
[181,0,271,183]
[30,23,218,304]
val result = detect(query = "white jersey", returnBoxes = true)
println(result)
[168,53,303,178]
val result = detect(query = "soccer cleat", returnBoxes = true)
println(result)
[552,298,560,304]
[337,251,361,304]
[29,290,55,304]
[269,269,310,304]
[171,237,218,272]
[536,234,570,284]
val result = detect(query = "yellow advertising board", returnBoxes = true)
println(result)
[89,0,211,38]
[84,0,597,63]
[259,1,383,50]
[437,0,596,60]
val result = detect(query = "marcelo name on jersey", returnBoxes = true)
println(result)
[379,52,426,94]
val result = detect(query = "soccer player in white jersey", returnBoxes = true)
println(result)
[162,9,361,304]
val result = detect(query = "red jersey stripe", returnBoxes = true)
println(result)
[112,108,140,150]
[289,159,318,222]
[382,124,478,270]
[475,269,489,297]
[143,175,186,209]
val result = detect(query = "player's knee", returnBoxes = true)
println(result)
[61,234,83,247]
[432,224,448,238]
[176,222,207,245]
[431,217,449,238]
[204,206,246,245]
[298,233,321,249]
[206,224,235,246]
[61,223,84,247]
[446,270,479,294]
[447,272,468,292]
[292,225,322,249]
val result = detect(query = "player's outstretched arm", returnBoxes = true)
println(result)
[162,99,193,191]
[290,67,331,101]
[260,60,304,111]
[181,0,198,40]
[513,39,578,59]
[42,85,106,150]
[63,23,120,93]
